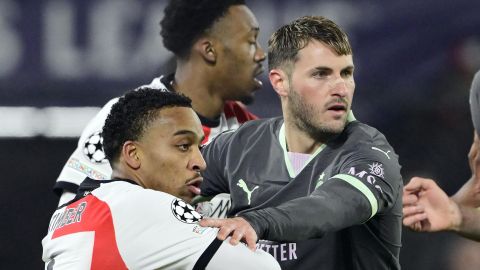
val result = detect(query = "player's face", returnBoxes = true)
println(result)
[286,40,355,141]
[213,5,266,104]
[136,107,206,203]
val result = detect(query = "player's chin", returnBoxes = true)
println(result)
[178,190,196,204]
[238,90,256,105]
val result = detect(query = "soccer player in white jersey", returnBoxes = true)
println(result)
[53,0,265,207]
[42,88,279,270]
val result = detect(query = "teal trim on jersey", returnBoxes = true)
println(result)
[279,123,326,178]
[347,110,356,122]
[279,123,295,177]
[333,173,378,219]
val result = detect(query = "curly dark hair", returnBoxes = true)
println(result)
[160,0,246,58]
[102,87,192,163]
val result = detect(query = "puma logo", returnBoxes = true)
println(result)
[237,179,259,205]
[371,147,391,159]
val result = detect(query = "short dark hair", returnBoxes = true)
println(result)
[102,87,192,163]
[268,16,352,71]
[160,0,246,58]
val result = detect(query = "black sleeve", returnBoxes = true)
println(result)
[239,145,402,241]
[200,131,235,197]
[240,180,371,241]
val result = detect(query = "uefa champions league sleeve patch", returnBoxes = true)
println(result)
[171,198,202,224]
[83,131,108,164]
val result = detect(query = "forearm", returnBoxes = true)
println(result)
[452,177,480,207]
[455,205,480,241]
[239,183,371,241]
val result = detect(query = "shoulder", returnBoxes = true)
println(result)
[212,117,281,146]
[223,101,258,123]
[93,181,175,208]
[333,121,401,172]
[341,121,395,153]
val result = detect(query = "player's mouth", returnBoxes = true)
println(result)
[186,177,203,195]
[253,66,264,89]
[326,102,348,116]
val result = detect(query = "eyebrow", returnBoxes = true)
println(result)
[173,130,205,143]
[249,27,260,34]
[313,65,355,71]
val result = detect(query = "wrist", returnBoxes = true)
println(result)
[449,199,463,232]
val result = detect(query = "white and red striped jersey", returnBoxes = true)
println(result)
[53,74,257,200]
[42,178,279,270]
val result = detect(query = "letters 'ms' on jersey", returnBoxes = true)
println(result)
[200,117,403,270]
[53,74,256,196]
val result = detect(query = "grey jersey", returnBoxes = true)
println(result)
[201,117,403,270]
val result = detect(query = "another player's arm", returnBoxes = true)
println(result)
[452,132,480,207]
[222,148,401,243]
[455,205,480,241]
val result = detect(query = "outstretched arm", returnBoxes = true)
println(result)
[403,177,480,241]
[403,177,462,232]
[452,133,480,207]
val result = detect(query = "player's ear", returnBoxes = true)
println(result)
[122,141,141,169]
[195,38,216,64]
[269,68,289,97]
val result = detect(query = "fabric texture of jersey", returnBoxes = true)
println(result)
[42,178,280,270]
[43,178,220,269]
[53,74,257,196]
[200,117,403,270]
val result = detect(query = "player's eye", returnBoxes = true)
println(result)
[313,70,329,78]
[341,69,353,78]
[177,144,190,152]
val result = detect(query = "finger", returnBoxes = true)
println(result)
[244,230,258,251]
[403,213,428,227]
[229,229,244,246]
[404,177,427,191]
[199,218,222,228]
[402,193,419,205]
[402,205,424,216]
[217,225,234,241]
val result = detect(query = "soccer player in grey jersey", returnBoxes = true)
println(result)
[199,16,403,270]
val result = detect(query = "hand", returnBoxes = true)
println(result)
[199,217,258,251]
[403,177,462,232]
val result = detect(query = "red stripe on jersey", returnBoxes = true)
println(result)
[52,196,127,270]
[202,126,211,145]
[223,101,258,123]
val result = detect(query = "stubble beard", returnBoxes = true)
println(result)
[288,88,346,143]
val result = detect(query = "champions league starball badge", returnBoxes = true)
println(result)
[171,198,202,224]
[83,131,108,164]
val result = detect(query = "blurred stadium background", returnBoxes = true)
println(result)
[1,0,480,268]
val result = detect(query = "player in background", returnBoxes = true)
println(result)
[403,70,480,241]
[199,16,403,269]
[54,0,265,206]
[42,88,280,270]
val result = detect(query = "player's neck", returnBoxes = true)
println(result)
[111,167,143,188]
[174,64,225,119]
[284,119,323,154]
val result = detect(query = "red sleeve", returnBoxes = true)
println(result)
[223,101,258,123]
